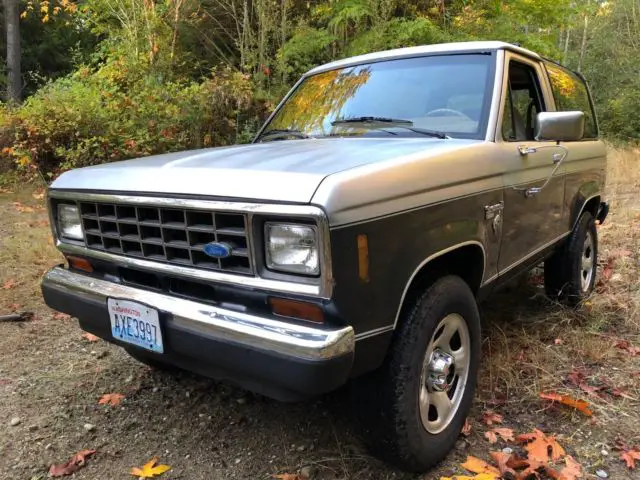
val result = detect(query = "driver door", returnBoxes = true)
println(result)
[495,53,566,273]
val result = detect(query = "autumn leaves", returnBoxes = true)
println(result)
[443,407,639,480]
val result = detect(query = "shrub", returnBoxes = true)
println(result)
[1,64,264,176]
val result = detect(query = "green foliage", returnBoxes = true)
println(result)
[347,17,453,56]
[3,65,260,173]
[1,0,638,178]
[279,26,336,80]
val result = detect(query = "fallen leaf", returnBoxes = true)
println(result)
[601,258,615,280]
[539,392,593,416]
[485,430,498,444]
[130,457,171,478]
[609,387,636,400]
[49,449,96,477]
[82,333,100,342]
[440,475,499,480]
[98,393,125,406]
[461,455,501,476]
[560,455,582,479]
[462,418,472,437]
[1,279,17,290]
[481,410,503,426]
[620,448,640,469]
[53,312,71,320]
[615,340,640,357]
[489,451,517,477]
[484,428,515,444]
[12,201,35,213]
[506,455,530,470]
[518,429,566,463]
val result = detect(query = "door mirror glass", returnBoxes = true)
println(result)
[535,111,585,142]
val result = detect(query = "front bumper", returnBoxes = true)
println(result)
[41,267,355,401]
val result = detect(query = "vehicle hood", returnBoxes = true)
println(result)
[50,137,480,203]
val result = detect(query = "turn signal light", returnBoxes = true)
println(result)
[269,297,324,324]
[66,255,93,273]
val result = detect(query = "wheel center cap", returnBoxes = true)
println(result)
[427,349,455,392]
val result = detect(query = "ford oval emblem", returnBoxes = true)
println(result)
[203,242,232,259]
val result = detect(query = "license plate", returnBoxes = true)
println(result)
[107,299,164,353]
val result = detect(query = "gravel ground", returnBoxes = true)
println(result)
[1,162,639,480]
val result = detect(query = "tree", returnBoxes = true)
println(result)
[3,0,21,103]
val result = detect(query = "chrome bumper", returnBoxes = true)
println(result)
[42,267,354,361]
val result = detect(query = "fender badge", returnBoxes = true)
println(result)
[203,242,233,259]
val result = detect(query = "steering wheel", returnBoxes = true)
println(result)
[424,108,471,120]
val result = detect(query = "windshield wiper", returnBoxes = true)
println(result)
[331,117,447,139]
[332,116,412,125]
[256,129,310,142]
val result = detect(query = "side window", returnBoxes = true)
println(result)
[501,61,545,141]
[545,61,597,139]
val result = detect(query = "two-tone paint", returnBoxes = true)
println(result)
[44,41,607,386]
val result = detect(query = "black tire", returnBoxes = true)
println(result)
[358,276,481,472]
[544,211,597,305]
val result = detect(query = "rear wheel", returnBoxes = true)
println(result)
[545,211,597,304]
[359,276,481,472]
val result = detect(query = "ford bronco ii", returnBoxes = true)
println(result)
[42,41,608,471]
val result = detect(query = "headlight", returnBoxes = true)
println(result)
[265,223,319,275]
[57,204,83,240]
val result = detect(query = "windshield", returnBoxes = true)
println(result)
[258,53,495,141]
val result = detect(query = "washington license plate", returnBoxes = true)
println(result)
[107,299,164,353]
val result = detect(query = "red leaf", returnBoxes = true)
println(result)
[517,429,566,463]
[1,279,17,290]
[461,418,472,437]
[601,258,615,280]
[539,392,593,416]
[489,451,517,477]
[98,393,125,406]
[485,428,514,444]
[49,449,96,477]
[620,448,640,469]
[53,312,71,320]
[82,333,100,342]
[559,455,582,479]
[481,410,504,426]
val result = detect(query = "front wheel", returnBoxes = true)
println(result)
[359,276,481,472]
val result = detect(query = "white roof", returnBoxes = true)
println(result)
[305,41,540,76]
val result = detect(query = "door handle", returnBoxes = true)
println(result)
[514,145,569,197]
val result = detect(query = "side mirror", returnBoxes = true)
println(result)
[535,111,585,142]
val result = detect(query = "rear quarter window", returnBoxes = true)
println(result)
[544,61,598,139]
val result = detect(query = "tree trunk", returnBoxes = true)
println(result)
[3,0,21,103]
[563,28,571,65]
[578,14,589,72]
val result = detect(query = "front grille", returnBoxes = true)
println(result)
[78,201,252,275]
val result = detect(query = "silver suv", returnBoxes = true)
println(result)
[42,41,608,471]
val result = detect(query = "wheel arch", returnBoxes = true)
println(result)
[392,241,486,330]
[571,192,601,230]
